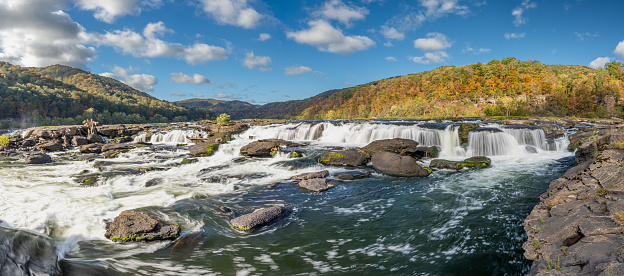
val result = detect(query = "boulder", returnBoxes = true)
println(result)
[298,178,335,192]
[39,141,64,152]
[318,148,369,166]
[240,139,305,158]
[105,210,180,242]
[72,136,89,146]
[0,226,62,276]
[371,152,430,177]
[79,144,102,153]
[292,170,329,181]
[458,123,479,145]
[334,171,371,180]
[189,143,219,157]
[361,138,420,157]
[101,143,134,152]
[25,153,52,164]
[21,139,36,148]
[230,206,284,232]
[414,146,440,158]
[430,156,492,170]
[96,125,126,138]
[87,134,104,144]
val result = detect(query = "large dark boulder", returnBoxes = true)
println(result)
[189,143,219,157]
[298,178,335,192]
[318,148,369,166]
[105,210,180,242]
[430,156,491,170]
[0,227,62,276]
[362,138,420,158]
[240,139,305,158]
[371,152,430,177]
[230,206,284,232]
[25,153,52,164]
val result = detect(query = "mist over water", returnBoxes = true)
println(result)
[0,120,573,275]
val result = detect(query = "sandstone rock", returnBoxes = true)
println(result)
[230,206,284,232]
[72,136,88,146]
[21,139,36,148]
[292,170,329,181]
[189,143,219,157]
[318,148,369,166]
[87,134,104,144]
[334,171,371,180]
[430,156,492,170]
[371,152,430,177]
[39,141,63,152]
[105,210,180,242]
[79,144,102,153]
[240,139,305,158]
[97,125,126,138]
[25,153,52,164]
[298,178,335,192]
[361,138,420,157]
[101,143,134,152]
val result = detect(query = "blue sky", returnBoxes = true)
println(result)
[1,0,623,104]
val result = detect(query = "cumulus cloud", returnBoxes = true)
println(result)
[413,32,451,51]
[0,0,96,68]
[317,0,369,27]
[285,65,314,76]
[385,56,397,62]
[258,33,271,41]
[420,0,469,18]
[512,0,537,26]
[73,0,142,23]
[504,32,526,39]
[286,20,375,55]
[380,26,405,40]
[614,40,624,59]
[100,66,157,92]
[411,51,449,64]
[383,0,469,34]
[199,0,263,29]
[171,72,210,84]
[242,51,271,71]
[589,57,611,69]
[91,21,228,65]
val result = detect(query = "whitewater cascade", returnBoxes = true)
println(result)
[238,121,568,157]
[134,129,209,144]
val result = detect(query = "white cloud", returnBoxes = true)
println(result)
[100,66,157,92]
[258,33,271,41]
[512,0,537,26]
[286,20,375,55]
[504,32,526,39]
[171,93,186,97]
[73,0,142,23]
[574,32,599,41]
[384,41,393,47]
[92,22,228,65]
[413,32,451,51]
[214,93,229,98]
[242,51,271,71]
[385,56,397,62]
[171,72,210,84]
[0,0,97,68]
[199,0,263,29]
[614,40,624,59]
[420,0,469,18]
[383,0,469,34]
[318,0,369,27]
[285,65,314,76]
[589,57,611,69]
[191,93,205,97]
[380,25,405,40]
[462,43,490,54]
[410,51,449,64]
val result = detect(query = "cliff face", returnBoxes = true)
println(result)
[523,126,624,275]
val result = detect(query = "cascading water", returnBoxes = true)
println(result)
[134,129,209,144]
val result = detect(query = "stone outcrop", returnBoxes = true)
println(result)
[361,138,420,158]
[79,144,103,153]
[230,206,284,231]
[105,210,180,242]
[523,126,624,275]
[298,178,335,192]
[25,153,52,164]
[430,156,492,170]
[240,139,305,158]
[189,143,219,157]
[318,148,369,166]
[371,152,430,177]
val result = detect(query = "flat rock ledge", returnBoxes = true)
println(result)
[105,210,180,242]
[523,125,624,275]
[230,206,284,232]
[430,156,491,170]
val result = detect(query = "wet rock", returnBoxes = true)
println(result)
[87,134,105,144]
[414,146,440,158]
[39,141,64,152]
[216,206,236,217]
[287,150,303,158]
[0,226,62,276]
[74,173,100,186]
[170,232,203,260]
[79,143,103,153]
[292,170,329,181]
[371,152,430,177]
[189,143,219,157]
[230,206,284,232]
[458,123,479,144]
[101,143,134,152]
[145,178,163,187]
[92,161,113,169]
[105,210,180,242]
[240,139,305,158]
[96,125,126,138]
[430,156,492,170]
[469,127,503,133]
[179,158,198,165]
[21,139,36,148]
[72,136,88,146]
[361,138,420,158]
[334,171,371,180]
[318,148,369,166]
[298,178,335,192]
[25,153,52,164]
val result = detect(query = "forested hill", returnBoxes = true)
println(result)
[182,58,624,120]
[0,62,209,127]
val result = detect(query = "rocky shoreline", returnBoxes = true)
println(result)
[523,124,624,275]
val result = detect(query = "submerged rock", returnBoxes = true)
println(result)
[430,156,492,170]
[334,171,371,180]
[298,178,335,192]
[318,148,369,166]
[361,138,420,158]
[230,206,284,232]
[25,153,52,164]
[240,139,305,158]
[105,210,180,242]
[0,226,62,276]
[371,152,430,177]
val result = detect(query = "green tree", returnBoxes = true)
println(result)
[216,113,231,125]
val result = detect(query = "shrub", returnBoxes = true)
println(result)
[0,134,9,148]
[216,113,231,126]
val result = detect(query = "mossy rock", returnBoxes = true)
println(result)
[430,156,491,170]
[180,158,198,165]
[318,148,369,166]
[189,143,219,157]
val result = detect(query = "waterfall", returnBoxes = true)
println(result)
[466,131,522,156]
[502,127,548,150]
[134,129,209,144]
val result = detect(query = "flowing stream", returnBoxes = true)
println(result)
[0,120,573,275]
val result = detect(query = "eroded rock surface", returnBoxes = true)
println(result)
[230,206,284,231]
[318,148,369,166]
[371,152,430,177]
[361,138,420,158]
[105,210,180,242]
[240,139,305,158]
